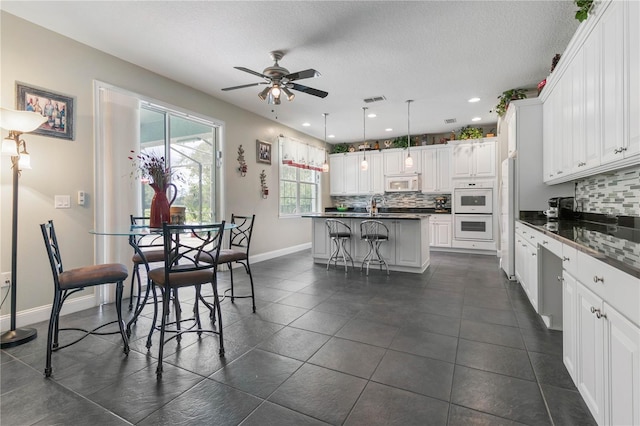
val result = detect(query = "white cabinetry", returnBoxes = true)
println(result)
[542,0,639,183]
[383,148,421,175]
[329,155,345,195]
[451,138,496,179]
[421,146,452,193]
[515,224,539,311]
[563,271,578,382]
[357,151,383,194]
[429,215,451,248]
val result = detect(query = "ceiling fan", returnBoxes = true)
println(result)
[221,51,328,105]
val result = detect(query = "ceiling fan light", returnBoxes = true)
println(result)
[282,87,295,101]
[271,85,281,98]
[258,86,270,100]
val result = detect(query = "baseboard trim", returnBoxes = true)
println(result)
[0,294,98,332]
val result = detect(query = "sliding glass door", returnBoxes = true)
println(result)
[140,105,218,223]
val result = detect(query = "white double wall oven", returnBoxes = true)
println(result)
[453,181,494,243]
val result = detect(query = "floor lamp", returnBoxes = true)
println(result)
[0,107,46,349]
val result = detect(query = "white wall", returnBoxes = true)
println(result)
[0,12,329,324]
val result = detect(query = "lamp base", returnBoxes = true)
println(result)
[0,328,37,349]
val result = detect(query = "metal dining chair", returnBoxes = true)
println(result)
[326,219,354,272]
[147,222,226,377]
[40,220,129,378]
[128,215,165,312]
[360,220,390,275]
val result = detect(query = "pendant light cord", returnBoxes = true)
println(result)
[406,100,413,157]
[362,107,367,161]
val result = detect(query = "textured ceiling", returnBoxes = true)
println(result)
[2,1,579,143]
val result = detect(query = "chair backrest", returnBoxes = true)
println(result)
[161,222,226,277]
[229,214,255,254]
[40,220,64,289]
[360,220,389,240]
[326,219,351,237]
[130,215,164,249]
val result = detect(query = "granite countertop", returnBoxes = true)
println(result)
[303,212,430,220]
[518,215,640,279]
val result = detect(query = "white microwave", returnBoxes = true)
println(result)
[385,174,421,192]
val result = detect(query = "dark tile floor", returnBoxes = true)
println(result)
[1,251,597,425]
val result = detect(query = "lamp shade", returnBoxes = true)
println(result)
[0,107,46,133]
[2,139,19,156]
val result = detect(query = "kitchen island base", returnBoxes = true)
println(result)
[306,214,430,274]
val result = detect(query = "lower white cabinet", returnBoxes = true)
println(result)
[564,265,640,426]
[429,215,451,248]
[515,227,539,311]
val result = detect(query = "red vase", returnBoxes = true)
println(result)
[149,183,177,228]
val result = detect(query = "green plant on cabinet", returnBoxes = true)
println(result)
[458,125,483,140]
[495,88,528,117]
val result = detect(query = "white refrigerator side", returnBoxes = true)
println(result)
[499,158,515,280]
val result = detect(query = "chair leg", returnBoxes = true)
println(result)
[146,284,159,350]
[212,280,224,357]
[173,288,182,343]
[245,262,256,313]
[45,290,62,377]
[115,281,130,354]
[194,286,203,337]
[156,285,170,377]
[229,263,235,304]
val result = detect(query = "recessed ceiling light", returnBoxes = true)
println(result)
[468,97,480,103]
[328,134,335,138]
[368,113,377,118]
[471,117,481,122]
[302,122,311,127]
[385,128,393,132]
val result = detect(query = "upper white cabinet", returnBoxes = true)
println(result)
[421,146,452,193]
[542,0,639,183]
[357,151,383,194]
[329,155,346,195]
[451,138,496,179]
[383,148,421,175]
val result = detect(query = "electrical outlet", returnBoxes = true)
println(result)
[1,272,10,289]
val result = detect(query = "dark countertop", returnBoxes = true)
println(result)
[325,207,451,215]
[303,212,429,220]
[518,216,640,279]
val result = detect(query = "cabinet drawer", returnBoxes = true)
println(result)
[539,233,562,257]
[576,250,640,326]
[563,244,578,276]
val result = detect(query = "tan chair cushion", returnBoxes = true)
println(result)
[149,267,215,288]
[58,263,128,290]
[132,249,165,264]
[218,249,248,263]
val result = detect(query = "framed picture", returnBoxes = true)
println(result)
[16,83,74,140]
[256,139,271,165]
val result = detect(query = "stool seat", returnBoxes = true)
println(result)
[132,249,165,264]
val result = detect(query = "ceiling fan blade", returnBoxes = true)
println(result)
[221,82,266,91]
[234,66,268,79]
[285,69,320,81]
[290,83,328,98]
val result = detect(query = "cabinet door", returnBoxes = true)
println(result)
[605,303,640,426]
[357,152,371,194]
[600,1,626,165]
[526,241,539,311]
[627,0,640,158]
[437,148,452,192]
[329,155,345,195]
[383,150,404,175]
[576,281,605,425]
[452,143,473,177]
[515,236,526,287]
[474,141,496,177]
[394,220,421,267]
[563,271,578,382]
[583,27,602,170]
[369,152,384,194]
[312,219,331,260]
[343,155,359,195]
[421,149,438,192]
[571,48,586,173]
[435,221,451,247]
[543,93,556,182]
[560,74,574,177]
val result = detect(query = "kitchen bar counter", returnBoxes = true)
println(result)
[303,212,430,220]
[518,216,640,278]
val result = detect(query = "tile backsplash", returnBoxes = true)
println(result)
[332,193,452,209]
[575,165,640,217]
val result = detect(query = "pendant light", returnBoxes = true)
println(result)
[405,100,414,169]
[360,106,368,171]
[322,113,330,172]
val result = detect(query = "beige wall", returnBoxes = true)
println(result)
[0,12,329,319]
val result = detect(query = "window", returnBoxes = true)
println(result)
[140,105,218,223]
[278,136,323,217]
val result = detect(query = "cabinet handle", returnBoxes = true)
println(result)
[542,241,548,245]
[563,256,570,261]
[557,275,564,282]
[530,236,535,239]
[531,253,536,256]
[590,307,607,319]
[593,276,604,283]
[614,147,627,154]
[557,171,563,174]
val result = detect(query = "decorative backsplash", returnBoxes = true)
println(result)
[576,228,640,271]
[575,165,640,217]
[331,193,452,209]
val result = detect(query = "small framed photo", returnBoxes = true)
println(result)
[16,83,74,140]
[256,139,271,165]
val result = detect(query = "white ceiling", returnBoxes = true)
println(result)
[2,1,579,143]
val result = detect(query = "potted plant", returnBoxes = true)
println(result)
[458,125,483,140]
[332,143,349,154]
[495,88,528,117]
[574,0,594,22]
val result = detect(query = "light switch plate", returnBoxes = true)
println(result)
[55,195,71,209]
[77,190,85,205]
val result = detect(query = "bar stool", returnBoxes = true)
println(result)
[326,219,354,272]
[360,220,390,275]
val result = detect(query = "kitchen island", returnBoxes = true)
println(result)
[302,212,431,273]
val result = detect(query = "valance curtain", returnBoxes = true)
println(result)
[279,136,325,172]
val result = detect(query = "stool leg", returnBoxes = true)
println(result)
[374,240,389,275]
